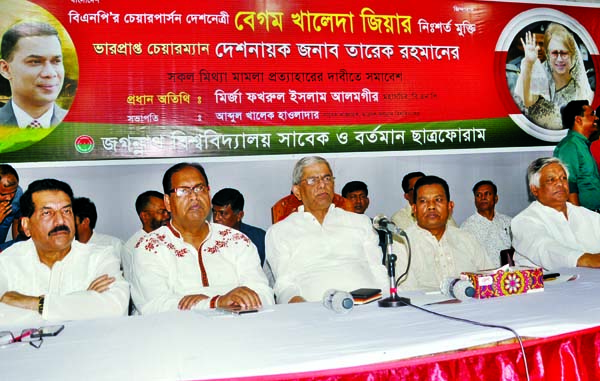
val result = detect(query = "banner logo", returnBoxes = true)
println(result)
[75,135,95,154]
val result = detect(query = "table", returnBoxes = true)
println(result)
[2,267,600,380]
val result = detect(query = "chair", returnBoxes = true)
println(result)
[271,193,353,223]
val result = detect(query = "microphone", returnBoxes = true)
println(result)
[373,214,404,235]
[440,277,475,301]
[322,289,354,314]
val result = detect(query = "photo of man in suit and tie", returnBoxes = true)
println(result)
[0,21,67,128]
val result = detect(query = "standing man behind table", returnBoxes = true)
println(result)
[124,190,170,282]
[512,157,600,269]
[0,179,128,324]
[0,22,67,128]
[553,99,600,211]
[461,180,512,268]
[132,163,273,314]
[0,164,23,244]
[395,176,492,291]
[266,156,388,303]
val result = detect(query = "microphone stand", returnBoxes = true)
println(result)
[378,230,410,308]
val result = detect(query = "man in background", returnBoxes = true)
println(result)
[0,22,66,128]
[553,100,600,211]
[461,180,512,268]
[212,188,266,266]
[73,197,124,264]
[0,164,22,243]
[342,180,386,260]
[124,190,169,281]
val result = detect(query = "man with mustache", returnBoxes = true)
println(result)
[0,179,129,324]
[512,157,600,269]
[395,176,492,291]
[131,163,273,314]
[0,22,67,128]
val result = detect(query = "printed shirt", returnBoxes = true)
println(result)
[131,222,273,314]
[461,212,512,268]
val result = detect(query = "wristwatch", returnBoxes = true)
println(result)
[38,296,45,315]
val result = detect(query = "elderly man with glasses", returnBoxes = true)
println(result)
[266,156,388,303]
[131,162,273,314]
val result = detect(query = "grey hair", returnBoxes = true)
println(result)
[292,156,331,185]
[527,157,569,188]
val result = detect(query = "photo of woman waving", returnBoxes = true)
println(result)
[513,23,593,130]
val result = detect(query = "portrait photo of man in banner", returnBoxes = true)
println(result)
[0,0,78,153]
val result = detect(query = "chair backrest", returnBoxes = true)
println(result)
[271,193,354,223]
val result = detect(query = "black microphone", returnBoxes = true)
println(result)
[373,214,404,235]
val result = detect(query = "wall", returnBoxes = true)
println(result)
[11,148,552,242]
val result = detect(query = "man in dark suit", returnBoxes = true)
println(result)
[0,22,66,128]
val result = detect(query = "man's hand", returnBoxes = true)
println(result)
[217,286,262,309]
[577,253,600,268]
[288,296,306,303]
[87,274,115,293]
[178,294,208,310]
[0,291,38,311]
[0,201,12,224]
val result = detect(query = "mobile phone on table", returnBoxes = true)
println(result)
[31,325,64,338]
[216,306,259,315]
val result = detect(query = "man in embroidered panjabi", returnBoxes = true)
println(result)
[131,163,273,314]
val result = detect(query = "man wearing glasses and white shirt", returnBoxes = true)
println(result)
[266,156,388,303]
[131,162,273,314]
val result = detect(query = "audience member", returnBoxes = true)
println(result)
[0,22,67,127]
[461,180,512,268]
[553,100,600,211]
[341,181,370,214]
[0,164,22,243]
[341,180,386,261]
[392,171,457,230]
[0,179,128,323]
[73,197,124,263]
[512,157,600,269]
[266,156,387,303]
[211,188,274,287]
[131,163,273,314]
[0,216,28,252]
[212,188,266,265]
[124,190,169,281]
[396,176,492,291]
